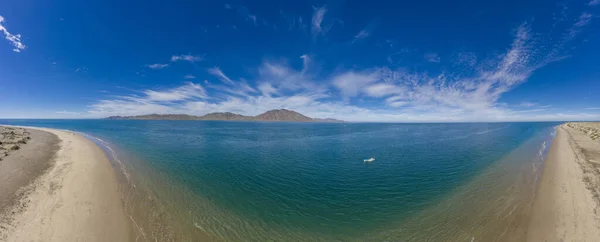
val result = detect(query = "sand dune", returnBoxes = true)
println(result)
[0,126,133,242]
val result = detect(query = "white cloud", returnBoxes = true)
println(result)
[0,15,26,52]
[311,5,327,39]
[351,22,376,43]
[258,82,278,97]
[575,13,592,27]
[332,70,382,97]
[147,63,169,69]
[353,30,369,41]
[363,83,405,98]
[300,54,309,72]
[248,15,257,25]
[207,67,235,84]
[81,74,600,121]
[519,101,537,107]
[566,12,593,41]
[227,5,261,26]
[424,52,440,63]
[298,17,307,31]
[142,82,207,101]
[385,96,408,108]
[55,110,79,115]
[589,0,600,6]
[75,67,89,73]
[184,75,196,79]
[257,61,323,92]
[171,54,202,62]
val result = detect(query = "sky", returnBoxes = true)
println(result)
[0,0,599,122]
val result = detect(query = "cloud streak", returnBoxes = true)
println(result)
[147,63,169,69]
[143,82,207,101]
[311,5,328,39]
[207,67,235,84]
[0,15,26,52]
[353,30,369,41]
[424,52,440,63]
[171,54,203,62]
[226,4,261,26]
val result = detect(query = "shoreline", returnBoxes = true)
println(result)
[0,126,134,241]
[4,121,593,241]
[527,123,600,241]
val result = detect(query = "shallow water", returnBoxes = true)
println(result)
[0,120,559,241]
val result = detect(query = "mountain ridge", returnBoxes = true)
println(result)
[105,109,344,122]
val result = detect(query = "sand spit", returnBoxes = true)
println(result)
[528,123,600,241]
[0,126,133,242]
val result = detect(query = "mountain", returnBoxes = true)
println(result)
[106,114,199,120]
[253,109,313,122]
[200,112,251,120]
[105,109,344,122]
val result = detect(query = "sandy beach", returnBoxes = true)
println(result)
[0,126,133,242]
[528,123,600,241]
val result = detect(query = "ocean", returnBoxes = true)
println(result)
[0,120,559,241]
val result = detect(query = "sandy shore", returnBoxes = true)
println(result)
[528,123,600,241]
[0,126,133,242]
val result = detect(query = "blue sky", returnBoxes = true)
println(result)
[1,0,599,122]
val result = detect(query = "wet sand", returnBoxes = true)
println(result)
[0,126,133,241]
[528,123,600,241]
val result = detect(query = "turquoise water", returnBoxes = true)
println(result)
[0,120,559,241]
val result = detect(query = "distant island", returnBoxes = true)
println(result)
[105,109,344,122]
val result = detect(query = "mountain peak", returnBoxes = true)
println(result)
[253,109,313,121]
[106,109,343,122]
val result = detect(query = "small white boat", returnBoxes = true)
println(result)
[364,157,375,163]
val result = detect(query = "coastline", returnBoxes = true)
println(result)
[527,123,600,241]
[2,121,587,241]
[0,126,134,241]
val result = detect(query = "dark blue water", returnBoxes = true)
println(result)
[0,120,559,241]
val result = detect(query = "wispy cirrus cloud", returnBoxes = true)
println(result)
[75,67,89,73]
[55,110,80,115]
[353,30,369,41]
[311,5,328,39]
[0,15,26,52]
[332,70,382,97]
[279,9,308,31]
[143,82,207,101]
[424,52,440,63]
[207,67,235,84]
[184,75,196,79]
[563,12,593,42]
[147,63,169,69]
[351,22,377,43]
[575,13,593,27]
[519,101,537,107]
[171,54,203,62]
[589,0,600,6]
[226,4,261,26]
